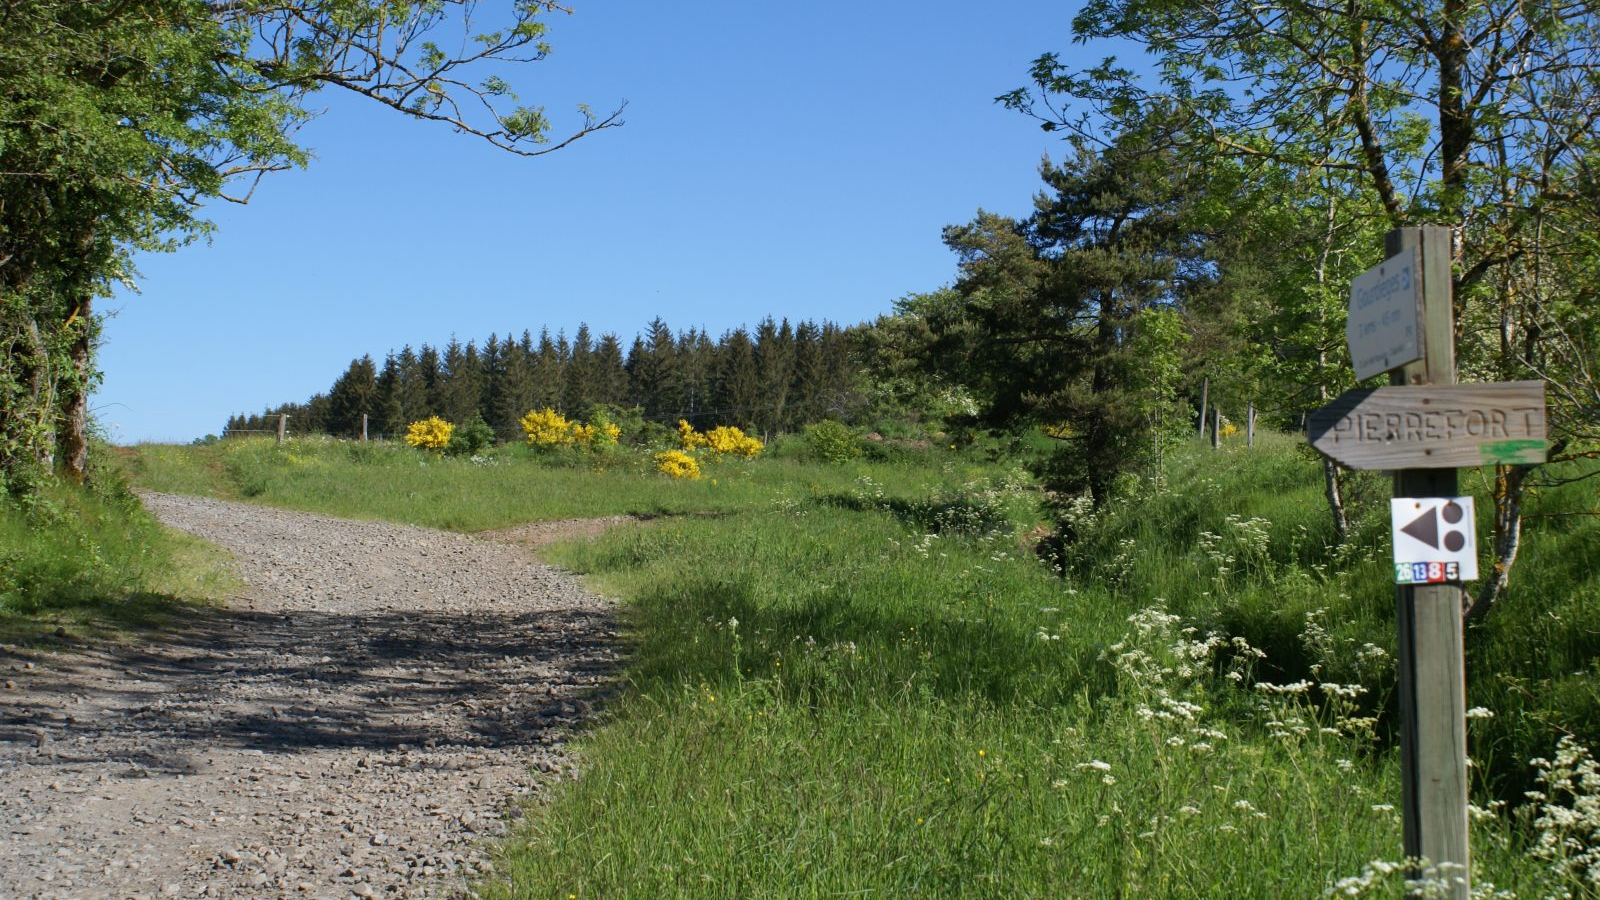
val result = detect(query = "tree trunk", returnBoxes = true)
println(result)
[0,313,55,485]
[54,294,91,483]
[1322,456,1350,545]
[1467,464,1529,621]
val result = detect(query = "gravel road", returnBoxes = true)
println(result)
[0,493,621,900]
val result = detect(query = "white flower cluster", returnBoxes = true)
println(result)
[1530,735,1600,887]
[1326,859,1471,898]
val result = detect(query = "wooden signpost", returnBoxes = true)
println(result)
[1307,381,1547,470]
[1308,226,1548,899]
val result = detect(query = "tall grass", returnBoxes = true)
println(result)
[0,461,235,645]
[475,436,1595,898]
[126,436,989,531]
[124,432,1600,896]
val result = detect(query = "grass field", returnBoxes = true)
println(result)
[119,432,1600,897]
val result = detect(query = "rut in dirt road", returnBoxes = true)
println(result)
[0,492,622,900]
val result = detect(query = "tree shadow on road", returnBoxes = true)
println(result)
[0,601,620,776]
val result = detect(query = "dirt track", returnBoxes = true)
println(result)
[0,493,620,900]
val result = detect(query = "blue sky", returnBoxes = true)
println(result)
[97,1,1107,442]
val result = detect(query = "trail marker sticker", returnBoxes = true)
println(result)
[1349,247,1424,380]
[1390,497,1478,584]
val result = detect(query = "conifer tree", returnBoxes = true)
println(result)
[714,328,761,427]
[789,320,825,423]
[417,344,444,415]
[592,333,629,407]
[625,318,680,419]
[754,318,796,435]
[530,328,564,411]
[490,333,537,439]
[378,346,432,436]
[435,338,484,424]
[677,328,716,426]
[480,333,506,427]
[562,324,596,416]
[816,323,858,421]
[326,355,379,436]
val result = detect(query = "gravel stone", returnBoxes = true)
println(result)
[0,492,619,900]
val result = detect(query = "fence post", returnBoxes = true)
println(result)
[361,414,369,442]
[1197,376,1210,439]
[1211,406,1221,450]
[1247,403,1256,449]
[277,414,287,445]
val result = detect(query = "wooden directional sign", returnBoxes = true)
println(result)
[1348,247,1424,380]
[1308,380,1547,470]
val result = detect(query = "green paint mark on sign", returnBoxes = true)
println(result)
[1480,439,1546,465]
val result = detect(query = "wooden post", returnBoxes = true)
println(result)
[276,414,288,446]
[361,413,369,442]
[1197,376,1210,439]
[1388,225,1469,898]
[1247,403,1256,449]
[1211,406,1221,450]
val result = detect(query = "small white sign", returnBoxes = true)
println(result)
[1348,248,1423,381]
[1390,497,1478,584]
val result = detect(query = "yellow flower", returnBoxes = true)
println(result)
[654,449,701,480]
[704,425,764,458]
[678,419,708,450]
[520,408,575,448]
[566,415,621,451]
[403,416,453,450]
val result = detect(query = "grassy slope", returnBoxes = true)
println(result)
[126,436,939,530]
[0,469,237,646]
[123,434,1600,897]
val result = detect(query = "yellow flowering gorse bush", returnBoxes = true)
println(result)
[654,450,701,479]
[679,420,763,458]
[573,420,622,449]
[520,408,575,448]
[705,425,763,458]
[404,416,454,450]
[678,419,708,450]
[523,408,623,450]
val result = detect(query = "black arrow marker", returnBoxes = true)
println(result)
[1401,505,1440,549]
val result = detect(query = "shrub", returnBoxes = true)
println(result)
[404,417,453,451]
[573,408,622,451]
[678,419,708,451]
[704,425,763,459]
[447,414,496,457]
[654,450,701,480]
[521,408,574,448]
[678,420,763,458]
[804,420,860,463]
[634,420,674,449]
